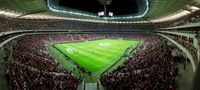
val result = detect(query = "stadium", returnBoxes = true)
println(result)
[0,0,200,90]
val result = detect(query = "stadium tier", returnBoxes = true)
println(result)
[0,0,200,90]
[2,33,181,90]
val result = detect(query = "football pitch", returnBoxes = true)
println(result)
[52,39,140,73]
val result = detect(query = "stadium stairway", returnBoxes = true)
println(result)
[0,48,8,90]
[77,80,104,90]
[77,80,84,90]
[85,83,98,90]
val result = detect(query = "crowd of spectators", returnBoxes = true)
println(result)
[169,10,200,27]
[89,33,156,40]
[6,34,88,90]
[5,33,179,90]
[6,61,80,90]
[0,18,154,32]
[100,36,178,90]
[161,33,198,59]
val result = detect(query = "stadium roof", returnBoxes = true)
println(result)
[0,0,199,23]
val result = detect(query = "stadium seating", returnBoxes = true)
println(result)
[5,33,179,89]
[6,34,86,90]
[0,19,154,32]
[100,36,177,90]
[0,0,47,14]
[169,10,200,27]
[0,0,199,90]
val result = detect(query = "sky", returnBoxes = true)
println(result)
[58,0,138,15]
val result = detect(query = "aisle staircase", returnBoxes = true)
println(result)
[77,80,104,90]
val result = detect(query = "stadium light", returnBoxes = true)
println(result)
[187,5,200,12]
[47,0,149,19]
[150,10,191,23]
[0,9,151,24]
[108,12,113,17]
[103,0,149,19]
[0,9,23,18]
[47,0,98,18]
[98,11,104,16]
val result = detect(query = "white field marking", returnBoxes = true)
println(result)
[99,43,111,47]
[66,48,74,54]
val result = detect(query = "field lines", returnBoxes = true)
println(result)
[52,39,140,73]
[54,44,104,72]
[68,44,118,60]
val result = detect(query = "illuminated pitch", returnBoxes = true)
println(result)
[53,39,140,73]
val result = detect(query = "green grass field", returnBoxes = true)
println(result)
[53,39,140,73]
